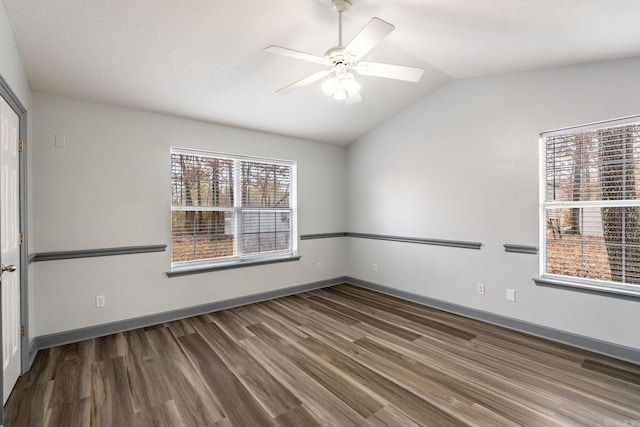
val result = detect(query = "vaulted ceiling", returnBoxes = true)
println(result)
[4,0,640,144]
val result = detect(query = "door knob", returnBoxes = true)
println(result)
[1,264,16,272]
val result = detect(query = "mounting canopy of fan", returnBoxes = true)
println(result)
[265,0,424,106]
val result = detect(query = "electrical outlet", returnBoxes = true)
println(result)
[506,289,516,302]
[373,263,378,272]
[96,295,105,308]
[477,283,485,295]
[316,262,322,271]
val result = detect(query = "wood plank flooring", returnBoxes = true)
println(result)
[5,284,640,426]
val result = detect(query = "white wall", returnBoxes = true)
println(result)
[0,2,30,107]
[347,58,640,350]
[31,93,348,336]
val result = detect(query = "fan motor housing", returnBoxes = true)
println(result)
[324,46,355,69]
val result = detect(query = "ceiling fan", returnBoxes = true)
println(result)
[265,0,424,105]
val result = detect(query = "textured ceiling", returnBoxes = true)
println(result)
[4,0,640,145]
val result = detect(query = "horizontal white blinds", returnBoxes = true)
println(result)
[545,125,640,204]
[544,207,640,283]
[171,153,234,207]
[170,149,295,265]
[241,210,291,255]
[542,117,640,286]
[241,160,291,208]
[171,210,235,262]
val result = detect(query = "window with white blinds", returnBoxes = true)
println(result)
[171,148,297,268]
[541,115,640,292]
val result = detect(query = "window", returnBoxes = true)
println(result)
[541,115,640,295]
[171,148,297,270]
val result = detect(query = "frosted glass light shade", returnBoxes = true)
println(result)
[321,72,361,100]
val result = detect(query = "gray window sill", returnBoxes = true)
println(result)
[533,276,640,299]
[167,255,301,277]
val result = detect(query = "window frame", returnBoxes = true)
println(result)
[170,147,298,274]
[538,115,640,298]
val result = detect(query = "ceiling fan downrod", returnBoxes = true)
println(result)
[331,0,351,46]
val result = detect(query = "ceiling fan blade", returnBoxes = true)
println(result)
[344,17,394,60]
[355,61,424,82]
[264,45,330,65]
[276,70,332,95]
[345,91,362,106]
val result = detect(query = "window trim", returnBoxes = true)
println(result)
[170,147,298,272]
[533,276,640,299]
[167,254,301,277]
[538,114,640,298]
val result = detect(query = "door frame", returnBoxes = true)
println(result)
[0,73,29,417]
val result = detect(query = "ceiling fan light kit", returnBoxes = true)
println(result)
[265,0,424,106]
[321,63,361,100]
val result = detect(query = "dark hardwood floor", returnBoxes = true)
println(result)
[5,284,640,426]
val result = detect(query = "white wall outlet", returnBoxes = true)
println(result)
[477,283,485,295]
[506,289,516,302]
[316,262,322,271]
[373,263,378,272]
[96,295,105,308]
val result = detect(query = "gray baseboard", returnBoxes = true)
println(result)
[344,276,640,365]
[33,276,347,351]
[27,339,38,371]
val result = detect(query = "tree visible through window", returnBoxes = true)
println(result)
[542,116,640,289]
[171,148,296,267]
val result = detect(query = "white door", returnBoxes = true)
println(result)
[0,96,21,404]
